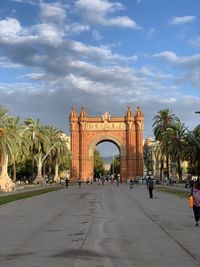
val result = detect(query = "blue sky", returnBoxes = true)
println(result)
[0,0,200,156]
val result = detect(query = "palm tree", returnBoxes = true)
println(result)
[47,128,69,183]
[184,125,200,179]
[7,116,23,182]
[0,106,20,191]
[23,119,50,183]
[161,121,186,181]
[152,109,178,180]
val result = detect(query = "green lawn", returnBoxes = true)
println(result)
[0,187,63,206]
[155,186,190,198]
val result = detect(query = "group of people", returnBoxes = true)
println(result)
[145,175,200,227]
[65,174,200,226]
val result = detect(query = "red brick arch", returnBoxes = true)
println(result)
[69,107,144,182]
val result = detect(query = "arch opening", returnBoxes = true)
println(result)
[93,141,120,180]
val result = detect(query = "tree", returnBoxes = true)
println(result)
[23,119,50,183]
[46,127,69,182]
[184,125,200,179]
[93,149,104,177]
[7,116,25,182]
[161,121,186,181]
[152,109,178,180]
[110,156,120,175]
[0,106,21,191]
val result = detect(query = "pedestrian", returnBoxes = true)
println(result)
[146,176,154,199]
[78,178,82,187]
[129,178,134,189]
[191,180,200,226]
[65,177,69,189]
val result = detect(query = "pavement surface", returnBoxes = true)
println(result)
[0,183,199,267]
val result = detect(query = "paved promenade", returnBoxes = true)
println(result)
[0,183,199,267]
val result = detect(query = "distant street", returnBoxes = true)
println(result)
[0,183,200,267]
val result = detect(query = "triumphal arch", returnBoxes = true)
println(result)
[69,106,144,182]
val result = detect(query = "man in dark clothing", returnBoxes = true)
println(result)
[65,177,69,189]
[146,176,154,198]
[78,178,82,187]
[129,179,134,189]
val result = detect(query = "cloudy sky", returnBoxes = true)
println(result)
[0,0,200,155]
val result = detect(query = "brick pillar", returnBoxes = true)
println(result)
[135,107,144,177]
[79,107,88,182]
[125,107,135,180]
[120,156,127,182]
[69,107,79,182]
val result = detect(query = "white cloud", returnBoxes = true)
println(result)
[75,0,138,28]
[0,18,22,39]
[146,28,155,39]
[69,40,138,64]
[21,73,45,80]
[0,17,64,46]
[153,51,200,66]
[66,23,90,35]
[40,2,66,23]
[153,51,200,89]
[32,23,63,46]
[92,30,103,40]
[189,36,200,48]
[1,78,199,138]
[11,0,37,4]
[0,57,24,69]
[178,67,200,89]
[107,16,137,28]
[170,16,196,25]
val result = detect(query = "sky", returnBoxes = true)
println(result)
[0,0,200,156]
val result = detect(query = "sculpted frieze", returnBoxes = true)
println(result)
[85,122,126,131]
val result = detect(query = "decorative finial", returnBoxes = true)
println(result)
[135,106,143,117]
[69,107,78,118]
[80,107,87,117]
[126,106,133,117]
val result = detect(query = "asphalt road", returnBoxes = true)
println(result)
[0,183,199,267]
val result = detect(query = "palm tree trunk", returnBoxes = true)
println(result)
[160,159,163,181]
[12,162,17,182]
[166,154,170,179]
[54,162,59,183]
[42,162,46,178]
[0,154,15,192]
[35,155,44,183]
[177,158,182,181]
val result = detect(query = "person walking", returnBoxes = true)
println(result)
[78,178,82,187]
[129,179,134,189]
[65,177,69,189]
[116,177,120,187]
[191,180,200,226]
[146,176,154,199]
